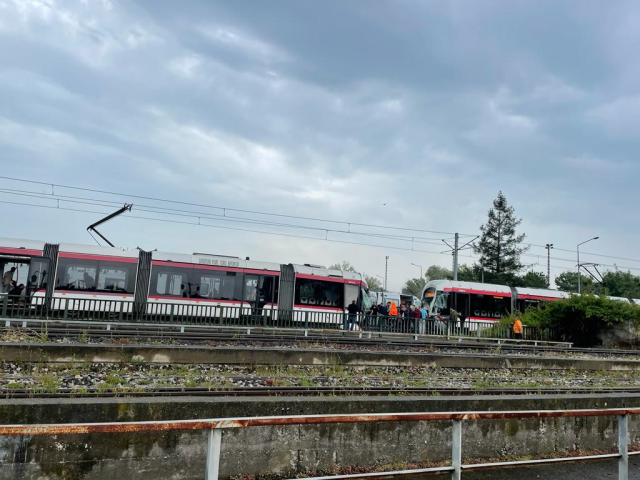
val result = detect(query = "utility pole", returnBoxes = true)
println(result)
[545,244,554,286]
[442,233,476,282]
[383,256,389,304]
[453,233,459,281]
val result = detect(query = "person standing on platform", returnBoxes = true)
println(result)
[513,316,523,340]
[419,305,427,334]
[367,302,378,330]
[411,305,422,333]
[347,300,359,331]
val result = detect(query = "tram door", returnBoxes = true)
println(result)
[0,256,32,293]
[243,275,274,316]
[244,275,259,316]
[453,292,470,333]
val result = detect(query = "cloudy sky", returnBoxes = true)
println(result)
[1,0,639,290]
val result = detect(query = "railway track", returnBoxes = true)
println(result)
[5,385,640,399]
[6,322,639,358]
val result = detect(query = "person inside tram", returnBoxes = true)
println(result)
[8,282,24,302]
[3,266,16,293]
[82,271,95,290]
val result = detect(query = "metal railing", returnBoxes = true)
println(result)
[0,295,557,343]
[1,408,637,480]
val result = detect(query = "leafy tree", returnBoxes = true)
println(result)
[425,265,453,281]
[364,275,383,291]
[521,294,640,347]
[555,271,594,293]
[402,277,426,297]
[458,264,482,282]
[474,192,528,285]
[603,271,640,299]
[518,271,549,289]
[329,261,357,272]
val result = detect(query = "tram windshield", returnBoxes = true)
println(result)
[361,287,373,310]
[422,287,436,310]
[432,290,449,315]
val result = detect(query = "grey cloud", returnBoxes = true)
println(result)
[0,0,639,289]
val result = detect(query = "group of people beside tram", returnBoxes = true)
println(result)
[346,300,429,333]
[345,298,477,335]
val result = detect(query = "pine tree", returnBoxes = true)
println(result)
[474,192,528,284]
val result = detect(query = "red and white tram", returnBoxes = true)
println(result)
[0,237,371,321]
[421,279,638,326]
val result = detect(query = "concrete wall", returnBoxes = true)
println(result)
[3,342,640,370]
[1,394,640,479]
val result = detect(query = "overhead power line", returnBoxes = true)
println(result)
[0,175,475,238]
[1,176,639,271]
[0,189,449,246]
[4,198,640,274]
[0,200,457,257]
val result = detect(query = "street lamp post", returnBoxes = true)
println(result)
[577,237,599,294]
[410,263,423,279]
[375,275,385,305]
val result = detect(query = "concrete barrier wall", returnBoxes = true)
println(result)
[2,342,640,370]
[1,394,640,479]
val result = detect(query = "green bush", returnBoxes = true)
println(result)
[518,295,640,347]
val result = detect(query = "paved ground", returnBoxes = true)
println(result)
[463,457,640,479]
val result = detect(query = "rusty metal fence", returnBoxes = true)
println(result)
[1,408,638,480]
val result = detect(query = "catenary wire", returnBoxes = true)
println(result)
[0,189,449,246]
[2,177,639,271]
[4,198,640,274]
[0,176,476,238]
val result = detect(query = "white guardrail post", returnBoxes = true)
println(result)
[451,419,462,480]
[619,415,629,480]
[205,428,222,480]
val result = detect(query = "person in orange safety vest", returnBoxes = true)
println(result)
[513,316,523,340]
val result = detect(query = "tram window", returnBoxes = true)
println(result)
[27,258,51,291]
[260,276,275,304]
[194,271,240,300]
[470,294,510,319]
[295,278,343,308]
[453,293,470,317]
[152,266,190,297]
[56,257,99,291]
[345,284,360,308]
[244,277,258,301]
[97,261,135,294]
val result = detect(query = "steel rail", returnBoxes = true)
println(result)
[1,320,594,356]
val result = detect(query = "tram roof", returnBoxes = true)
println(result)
[0,237,45,252]
[424,279,512,295]
[293,264,362,281]
[515,287,569,299]
[59,241,139,259]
